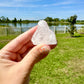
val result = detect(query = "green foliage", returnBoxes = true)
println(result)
[19,19,22,22]
[60,19,65,22]
[0,16,38,23]
[45,17,53,22]
[0,16,7,22]
[53,18,59,22]
[0,16,6,21]
[12,18,17,23]
[77,20,84,22]
[68,15,77,37]
[68,25,77,37]
[67,15,77,25]
[0,15,84,25]
[6,17,10,22]
[17,19,22,23]
[45,17,68,22]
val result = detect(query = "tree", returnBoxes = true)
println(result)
[53,18,59,22]
[0,16,6,22]
[45,17,53,22]
[6,17,10,22]
[19,19,22,22]
[68,15,77,25]
[68,15,77,37]
[12,18,17,23]
[60,19,65,22]
[18,19,22,23]
[0,18,2,22]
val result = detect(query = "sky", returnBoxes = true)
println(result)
[0,0,84,20]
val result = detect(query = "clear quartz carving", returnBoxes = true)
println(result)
[31,20,57,45]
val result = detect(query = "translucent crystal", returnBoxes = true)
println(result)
[31,20,57,45]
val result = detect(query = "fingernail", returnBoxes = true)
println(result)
[40,45,51,53]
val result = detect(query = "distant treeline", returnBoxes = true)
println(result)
[44,16,84,23]
[0,15,84,23]
[0,16,38,23]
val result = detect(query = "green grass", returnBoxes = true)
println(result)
[0,34,84,84]
[0,25,11,27]
[0,35,17,49]
[30,33,84,84]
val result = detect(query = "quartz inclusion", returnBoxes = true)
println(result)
[31,20,57,45]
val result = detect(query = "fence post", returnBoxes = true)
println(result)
[54,26,55,33]
[55,26,57,33]
[5,27,8,36]
[64,26,67,33]
[20,27,22,34]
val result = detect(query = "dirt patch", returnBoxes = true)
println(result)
[56,57,84,77]
[0,40,11,43]
[62,57,84,78]
[67,58,84,73]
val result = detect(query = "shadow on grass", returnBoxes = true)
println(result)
[73,33,84,38]
[66,33,84,38]
[74,35,83,37]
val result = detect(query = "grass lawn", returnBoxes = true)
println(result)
[0,33,84,84]
[0,35,17,49]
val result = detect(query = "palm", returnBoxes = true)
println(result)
[8,40,34,62]
[1,26,56,62]
[0,26,37,62]
[0,26,56,84]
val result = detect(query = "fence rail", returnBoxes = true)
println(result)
[0,26,83,36]
[0,27,31,36]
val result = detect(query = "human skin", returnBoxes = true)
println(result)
[0,26,56,84]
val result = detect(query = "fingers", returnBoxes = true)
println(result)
[18,40,34,54]
[2,26,37,52]
[0,50,17,61]
[21,46,34,58]
[20,44,51,72]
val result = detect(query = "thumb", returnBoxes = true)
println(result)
[20,44,50,72]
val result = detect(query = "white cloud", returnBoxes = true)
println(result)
[52,1,73,6]
[0,0,82,8]
[0,2,39,7]
[0,0,42,7]
[13,0,42,2]
[42,1,74,7]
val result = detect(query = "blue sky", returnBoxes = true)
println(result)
[0,0,84,20]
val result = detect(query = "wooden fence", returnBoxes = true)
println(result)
[0,27,30,36]
[0,26,83,36]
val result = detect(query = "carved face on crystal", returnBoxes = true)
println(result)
[31,20,57,45]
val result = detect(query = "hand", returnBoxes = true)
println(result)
[0,26,56,84]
